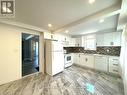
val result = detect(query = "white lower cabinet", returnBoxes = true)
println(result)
[95,56,108,72]
[73,53,80,65]
[73,53,120,75]
[73,53,94,69]
[109,57,119,75]
[79,54,86,66]
[84,55,94,69]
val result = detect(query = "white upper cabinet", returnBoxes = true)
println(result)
[96,32,121,46]
[103,33,113,46]
[75,37,83,47]
[96,34,104,46]
[53,34,65,41]
[112,32,121,46]
[69,38,76,47]
[44,32,52,39]
[52,34,58,40]
[82,35,96,50]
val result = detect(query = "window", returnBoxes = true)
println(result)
[84,35,96,50]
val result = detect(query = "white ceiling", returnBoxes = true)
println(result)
[1,0,122,35]
[10,0,120,29]
[63,14,119,35]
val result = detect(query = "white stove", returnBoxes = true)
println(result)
[64,53,73,68]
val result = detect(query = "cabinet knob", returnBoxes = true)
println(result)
[85,58,88,62]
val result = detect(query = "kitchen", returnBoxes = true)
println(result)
[43,29,123,94]
[44,29,121,75]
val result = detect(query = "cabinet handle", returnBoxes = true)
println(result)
[113,70,118,72]
[85,58,88,62]
[113,64,118,66]
[98,56,103,57]
[112,59,118,61]
[110,42,114,45]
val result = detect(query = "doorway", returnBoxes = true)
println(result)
[22,33,39,76]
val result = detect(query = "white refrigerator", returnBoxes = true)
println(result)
[45,40,64,76]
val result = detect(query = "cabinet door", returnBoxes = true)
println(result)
[95,56,108,72]
[69,38,76,47]
[104,33,113,46]
[85,55,94,69]
[113,32,121,46]
[44,32,51,39]
[79,54,86,66]
[73,54,80,65]
[96,34,104,46]
[52,34,58,40]
[75,38,82,47]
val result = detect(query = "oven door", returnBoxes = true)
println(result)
[65,54,72,64]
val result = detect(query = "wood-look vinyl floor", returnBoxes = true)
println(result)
[0,66,124,95]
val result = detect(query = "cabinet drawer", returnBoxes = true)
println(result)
[109,57,119,68]
[109,57,119,63]
[109,62,119,67]
[109,60,119,64]
[109,69,119,74]
[109,67,119,74]
[109,65,119,70]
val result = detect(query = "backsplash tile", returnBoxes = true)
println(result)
[64,46,121,56]
[64,47,84,53]
[97,46,121,56]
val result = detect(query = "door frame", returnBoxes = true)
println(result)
[20,32,45,78]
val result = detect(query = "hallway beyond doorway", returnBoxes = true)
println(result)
[22,33,39,76]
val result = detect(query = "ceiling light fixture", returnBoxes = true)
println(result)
[48,24,52,27]
[99,19,104,23]
[89,0,95,4]
[65,30,69,33]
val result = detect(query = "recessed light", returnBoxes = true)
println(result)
[89,0,95,4]
[81,30,97,34]
[65,30,69,33]
[99,19,104,23]
[48,24,52,27]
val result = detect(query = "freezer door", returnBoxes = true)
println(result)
[52,52,64,75]
[52,41,63,52]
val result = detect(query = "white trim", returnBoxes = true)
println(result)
[0,19,49,32]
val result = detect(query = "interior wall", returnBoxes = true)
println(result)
[0,23,44,85]
[120,25,127,95]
